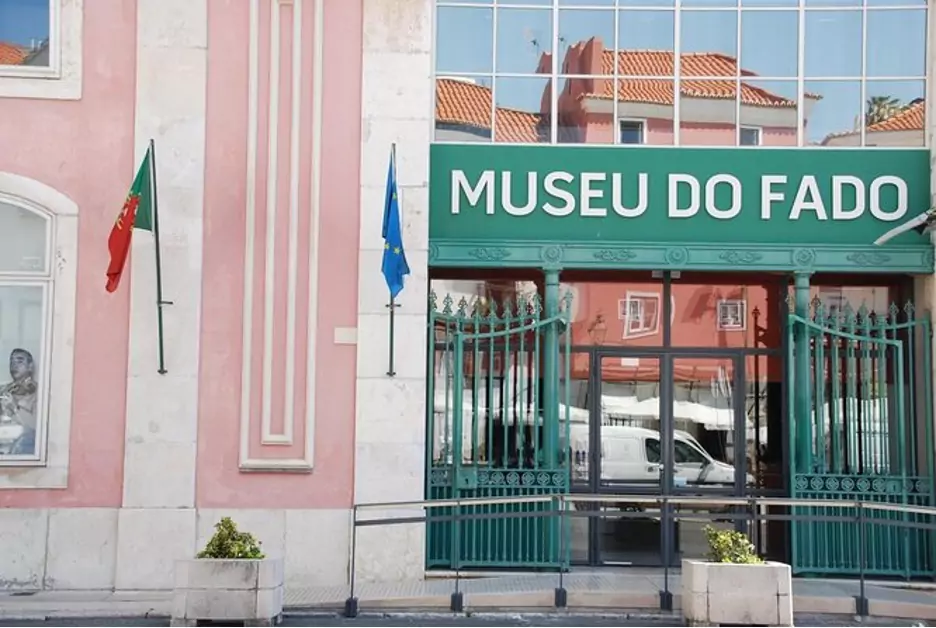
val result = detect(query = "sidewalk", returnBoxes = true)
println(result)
[1,573,935,621]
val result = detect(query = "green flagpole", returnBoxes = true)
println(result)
[149,138,171,375]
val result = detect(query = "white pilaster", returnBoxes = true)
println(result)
[354,0,433,582]
[116,0,207,588]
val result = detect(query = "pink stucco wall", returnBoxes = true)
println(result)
[0,0,137,508]
[195,0,361,509]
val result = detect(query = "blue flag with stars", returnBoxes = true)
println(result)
[381,148,409,299]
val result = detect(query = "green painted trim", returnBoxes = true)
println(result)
[428,239,936,273]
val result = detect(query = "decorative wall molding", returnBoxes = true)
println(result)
[428,239,936,274]
[239,0,323,471]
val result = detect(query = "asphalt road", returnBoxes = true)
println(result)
[0,613,927,627]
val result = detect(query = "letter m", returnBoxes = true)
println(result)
[452,170,495,215]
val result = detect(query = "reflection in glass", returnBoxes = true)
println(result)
[0,0,51,68]
[618,0,674,8]
[866,10,926,78]
[0,285,43,459]
[618,10,675,55]
[680,11,738,69]
[804,11,862,77]
[807,80,861,147]
[564,279,668,347]
[557,75,615,143]
[863,81,925,147]
[560,0,614,5]
[745,354,783,496]
[557,9,615,73]
[868,0,925,6]
[740,11,797,78]
[494,77,551,143]
[741,0,797,8]
[434,77,494,143]
[0,203,48,273]
[435,6,493,74]
[617,78,676,144]
[497,8,553,74]
[739,80,799,147]
[679,80,737,146]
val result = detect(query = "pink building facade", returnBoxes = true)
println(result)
[0,0,430,591]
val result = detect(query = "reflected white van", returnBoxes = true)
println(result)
[569,424,752,486]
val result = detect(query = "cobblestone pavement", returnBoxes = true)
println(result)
[0,613,927,626]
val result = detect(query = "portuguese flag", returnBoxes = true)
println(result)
[105,145,154,293]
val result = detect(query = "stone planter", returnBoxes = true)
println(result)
[171,557,284,627]
[682,558,793,627]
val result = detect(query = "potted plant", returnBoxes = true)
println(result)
[171,517,284,627]
[682,525,792,627]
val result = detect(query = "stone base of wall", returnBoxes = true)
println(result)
[0,508,351,591]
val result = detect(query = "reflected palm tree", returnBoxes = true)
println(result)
[866,95,904,126]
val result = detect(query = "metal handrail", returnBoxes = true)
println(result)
[342,491,936,620]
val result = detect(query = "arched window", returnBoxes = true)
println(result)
[0,173,77,487]
[0,198,52,462]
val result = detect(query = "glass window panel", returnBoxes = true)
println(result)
[0,0,50,68]
[739,80,799,147]
[804,11,862,77]
[680,11,738,76]
[741,0,797,8]
[557,9,615,74]
[561,275,664,348]
[805,0,860,8]
[805,80,861,147]
[618,10,675,57]
[494,76,551,143]
[435,6,493,74]
[435,77,494,143]
[679,80,737,146]
[682,0,737,10]
[0,203,47,273]
[864,81,925,147]
[617,78,675,144]
[558,75,616,143]
[868,0,925,7]
[740,11,798,78]
[561,0,615,5]
[0,284,44,458]
[496,8,553,74]
[866,10,926,78]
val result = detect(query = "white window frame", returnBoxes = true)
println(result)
[619,291,661,339]
[0,172,77,488]
[0,0,82,101]
[717,299,747,331]
[740,126,762,146]
[618,118,646,145]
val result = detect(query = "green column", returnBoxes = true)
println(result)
[543,268,560,467]
[794,272,812,473]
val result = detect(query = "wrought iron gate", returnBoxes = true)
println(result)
[788,297,935,577]
[425,291,571,569]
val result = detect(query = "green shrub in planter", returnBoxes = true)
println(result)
[197,517,265,560]
[704,525,762,564]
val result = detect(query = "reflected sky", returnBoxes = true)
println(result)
[0,0,48,47]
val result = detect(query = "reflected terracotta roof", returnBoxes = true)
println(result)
[820,99,925,144]
[867,99,925,132]
[594,50,801,108]
[435,78,543,143]
[0,42,27,65]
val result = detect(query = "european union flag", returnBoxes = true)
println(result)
[381,148,409,299]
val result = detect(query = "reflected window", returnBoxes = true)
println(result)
[619,119,645,144]
[717,299,747,331]
[620,292,661,339]
[0,0,51,69]
[739,126,761,146]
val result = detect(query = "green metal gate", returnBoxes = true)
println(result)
[788,296,935,577]
[425,290,571,570]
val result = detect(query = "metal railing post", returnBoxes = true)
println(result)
[343,505,359,618]
[555,495,568,608]
[856,501,869,617]
[450,499,464,613]
[660,496,673,611]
